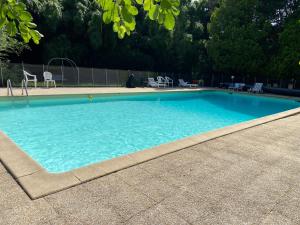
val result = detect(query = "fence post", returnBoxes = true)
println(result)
[92,67,94,87]
[61,62,64,87]
[210,74,214,87]
[0,67,3,87]
[105,69,108,86]
[117,70,120,87]
[78,68,80,86]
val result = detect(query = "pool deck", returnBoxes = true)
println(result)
[1,87,300,224]
[0,87,208,97]
[1,110,300,224]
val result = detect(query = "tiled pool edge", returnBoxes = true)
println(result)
[1,107,300,200]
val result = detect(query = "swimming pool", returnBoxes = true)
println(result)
[0,91,299,173]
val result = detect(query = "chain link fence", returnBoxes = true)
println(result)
[0,63,160,87]
[208,73,299,89]
[1,63,299,94]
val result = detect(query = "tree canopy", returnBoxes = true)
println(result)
[16,0,215,77]
[0,0,181,42]
[207,0,300,82]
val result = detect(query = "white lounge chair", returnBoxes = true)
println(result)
[23,70,37,88]
[229,83,245,91]
[249,83,263,93]
[148,77,161,87]
[157,76,166,88]
[43,71,56,88]
[178,79,198,88]
[228,83,239,90]
[165,76,173,87]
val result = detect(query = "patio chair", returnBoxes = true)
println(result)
[178,79,198,88]
[228,83,239,91]
[229,83,245,91]
[148,78,161,87]
[165,76,173,87]
[23,70,37,88]
[157,76,166,88]
[43,71,56,88]
[249,83,263,93]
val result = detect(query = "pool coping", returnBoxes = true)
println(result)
[0,94,300,199]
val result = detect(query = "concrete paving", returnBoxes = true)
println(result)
[0,114,300,225]
[0,87,206,97]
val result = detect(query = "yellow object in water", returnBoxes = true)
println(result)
[88,95,93,101]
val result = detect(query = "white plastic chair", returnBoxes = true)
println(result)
[43,71,56,88]
[23,70,37,88]
[178,79,198,88]
[249,83,263,93]
[147,78,160,87]
[157,76,166,88]
[229,83,239,90]
[165,76,173,87]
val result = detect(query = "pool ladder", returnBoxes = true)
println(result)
[6,79,28,96]
[7,79,13,96]
[21,79,28,96]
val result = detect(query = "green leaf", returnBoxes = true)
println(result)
[30,30,43,44]
[94,0,180,39]
[172,6,180,16]
[20,32,31,43]
[118,25,126,39]
[113,22,120,32]
[7,9,15,19]
[149,4,159,20]
[124,0,132,5]
[0,18,7,29]
[124,19,136,31]
[164,13,175,30]
[121,7,133,23]
[19,11,32,22]
[14,3,26,12]
[161,0,171,10]
[135,0,143,5]
[102,0,114,11]
[19,22,29,33]
[144,0,151,11]
[173,0,180,7]
[6,21,17,36]
[26,22,37,29]
[112,7,120,22]
[158,13,165,25]
[103,11,112,24]
[128,6,138,16]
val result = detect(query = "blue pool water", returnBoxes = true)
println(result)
[0,91,299,173]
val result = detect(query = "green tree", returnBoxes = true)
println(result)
[18,0,215,78]
[207,0,300,81]
[207,0,267,77]
[0,30,27,61]
[0,30,28,85]
[272,17,300,82]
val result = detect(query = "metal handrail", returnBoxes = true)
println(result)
[7,79,13,96]
[21,79,28,96]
